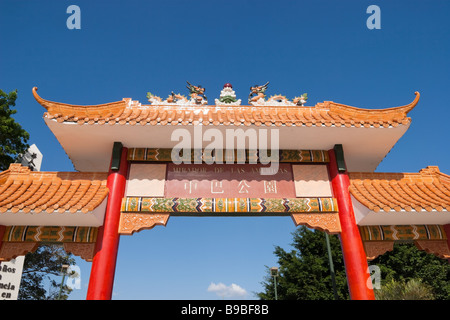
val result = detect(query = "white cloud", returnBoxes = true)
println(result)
[207,282,247,298]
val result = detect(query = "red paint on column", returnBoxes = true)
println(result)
[86,147,128,300]
[327,149,375,300]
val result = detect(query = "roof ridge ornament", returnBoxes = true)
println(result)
[4,163,31,175]
[146,82,208,106]
[248,82,308,106]
[32,86,127,113]
[145,82,308,107]
[146,91,189,105]
[215,83,241,106]
[248,82,269,104]
[418,165,450,182]
[400,91,420,115]
[325,91,420,119]
[186,81,208,105]
[419,166,441,175]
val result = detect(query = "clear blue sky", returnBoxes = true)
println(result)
[1,1,449,300]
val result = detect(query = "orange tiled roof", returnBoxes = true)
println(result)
[0,164,108,214]
[33,87,420,128]
[349,166,450,212]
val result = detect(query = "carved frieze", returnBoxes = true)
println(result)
[119,213,170,235]
[290,213,341,234]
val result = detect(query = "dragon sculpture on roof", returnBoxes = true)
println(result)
[186,81,207,105]
[146,81,307,106]
[248,82,308,106]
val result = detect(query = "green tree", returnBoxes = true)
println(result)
[370,243,450,300]
[258,228,450,300]
[257,226,349,300]
[0,89,30,170]
[18,244,76,300]
[374,278,434,300]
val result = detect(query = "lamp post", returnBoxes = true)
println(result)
[325,233,339,300]
[270,267,279,300]
[58,264,69,300]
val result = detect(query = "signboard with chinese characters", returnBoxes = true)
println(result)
[124,163,333,199]
[119,162,340,235]
[165,163,296,198]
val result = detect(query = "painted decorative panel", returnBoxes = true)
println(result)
[3,226,98,243]
[125,163,166,197]
[121,197,338,216]
[127,148,329,163]
[293,164,332,197]
[359,225,447,241]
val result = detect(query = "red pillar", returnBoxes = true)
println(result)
[328,148,375,300]
[86,146,128,300]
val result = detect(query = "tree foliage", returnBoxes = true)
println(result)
[258,227,450,300]
[257,226,349,300]
[18,244,76,300]
[370,243,450,300]
[374,278,434,300]
[0,89,30,171]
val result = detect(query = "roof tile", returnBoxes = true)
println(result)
[32,87,420,128]
[349,166,450,212]
[0,164,108,214]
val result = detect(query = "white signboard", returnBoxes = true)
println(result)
[0,256,25,300]
[20,144,43,171]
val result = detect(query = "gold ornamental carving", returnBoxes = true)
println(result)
[290,213,341,234]
[119,213,170,235]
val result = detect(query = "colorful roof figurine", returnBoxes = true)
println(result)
[215,83,241,106]
[248,82,308,106]
[248,82,270,104]
[186,81,208,105]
